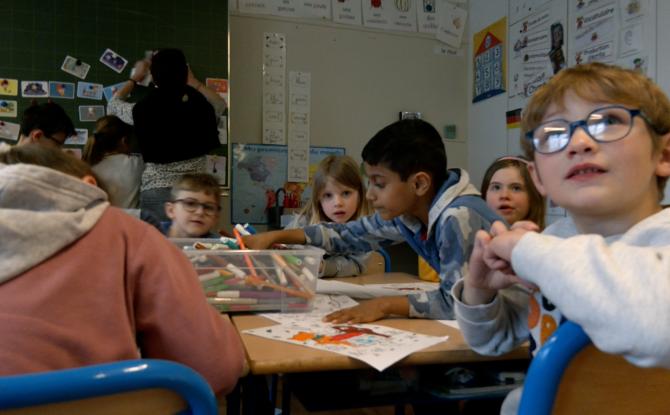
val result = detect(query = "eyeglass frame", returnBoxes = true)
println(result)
[170,198,221,216]
[524,105,657,154]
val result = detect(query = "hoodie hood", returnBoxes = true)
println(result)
[399,168,480,235]
[0,163,109,283]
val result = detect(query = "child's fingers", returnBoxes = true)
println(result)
[511,220,540,232]
[489,221,509,237]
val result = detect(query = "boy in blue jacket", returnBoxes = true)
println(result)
[245,119,500,323]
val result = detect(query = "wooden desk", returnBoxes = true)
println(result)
[232,273,528,375]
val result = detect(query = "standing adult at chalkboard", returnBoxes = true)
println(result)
[107,49,223,222]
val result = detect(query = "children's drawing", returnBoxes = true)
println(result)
[244,320,448,371]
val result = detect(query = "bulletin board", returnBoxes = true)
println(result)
[231,143,345,225]
[0,0,230,186]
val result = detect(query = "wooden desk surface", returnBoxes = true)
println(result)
[232,273,528,375]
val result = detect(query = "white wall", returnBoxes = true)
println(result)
[466,0,509,190]
[222,13,470,225]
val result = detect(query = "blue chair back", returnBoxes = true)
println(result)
[377,248,391,273]
[518,321,590,415]
[0,359,218,415]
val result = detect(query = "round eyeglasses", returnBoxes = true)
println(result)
[524,105,652,154]
[172,198,220,216]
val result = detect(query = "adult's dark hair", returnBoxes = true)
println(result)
[20,102,75,138]
[84,116,133,165]
[361,119,447,187]
[150,48,188,93]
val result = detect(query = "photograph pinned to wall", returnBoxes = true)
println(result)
[206,154,227,184]
[77,82,104,100]
[99,48,128,73]
[205,78,228,101]
[63,148,83,160]
[0,120,20,141]
[0,79,18,96]
[65,128,89,145]
[78,105,105,122]
[20,81,49,97]
[621,0,647,22]
[103,81,127,101]
[472,17,506,103]
[49,82,75,99]
[0,100,17,118]
[61,55,91,79]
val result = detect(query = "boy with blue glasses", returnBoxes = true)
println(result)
[452,62,670,413]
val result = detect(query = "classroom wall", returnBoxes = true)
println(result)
[467,0,670,204]
[222,12,470,228]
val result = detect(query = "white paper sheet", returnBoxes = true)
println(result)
[316,279,438,299]
[262,33,287,145]
[244,320,448,371]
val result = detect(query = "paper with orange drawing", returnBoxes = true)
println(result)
[243,319,447,371]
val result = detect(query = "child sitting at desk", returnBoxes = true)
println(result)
[163,173,221,238]
[452,62,670,413]
[0,144,244,395]
[481,155,545,229]
[244,119,500,323]
[286,155,371,276]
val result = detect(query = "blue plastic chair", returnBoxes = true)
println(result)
[518,321,670,415]
[0,359,218,414]
[377,247,392,273]
[518,321,590,415]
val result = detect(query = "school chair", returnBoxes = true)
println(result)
[0,359,218,415]
[363,248,392,274]
[518,321,670,415]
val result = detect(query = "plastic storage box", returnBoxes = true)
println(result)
[172,239,324,313]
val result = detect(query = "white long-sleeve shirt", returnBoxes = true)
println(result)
[453,208,670,369]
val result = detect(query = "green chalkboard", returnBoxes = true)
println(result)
[0,0,230,186]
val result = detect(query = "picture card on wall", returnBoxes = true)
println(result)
[78,105,105,122]
[49,82,75,99]
[77,82,104,100]
[103,81,127,101]
[65,128,89,145]
[0,120,20,141]
[61,55,91,79]
[99,48,129,73]
[0,100,17,117]
[0,79,18,96]
[21,81,49,97]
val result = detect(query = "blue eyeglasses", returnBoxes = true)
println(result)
[525,105,653,154]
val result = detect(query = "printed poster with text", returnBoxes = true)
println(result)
[473,17,506,103]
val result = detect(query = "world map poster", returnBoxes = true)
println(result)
[231,143,345,224]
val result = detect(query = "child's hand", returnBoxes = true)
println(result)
[487,221,535,263]
[242,234,275,250]
[323,298,390,324]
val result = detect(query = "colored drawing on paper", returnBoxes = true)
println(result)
[244,320,448,371]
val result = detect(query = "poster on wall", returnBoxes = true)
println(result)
[507,0,567,110]
[231,144,345,224]
[472,17,506,103]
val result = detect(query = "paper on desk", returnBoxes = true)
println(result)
[316,280,438,299]
[243,320,448,371]
[260,294,359,325]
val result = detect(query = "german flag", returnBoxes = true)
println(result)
[506,108,522,129]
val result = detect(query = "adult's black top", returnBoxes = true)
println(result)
[132,85,219,164]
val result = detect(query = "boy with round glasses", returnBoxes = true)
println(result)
[451,62,670,413]
[164,173,221,238]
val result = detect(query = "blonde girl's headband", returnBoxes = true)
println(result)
[496,156,530,165]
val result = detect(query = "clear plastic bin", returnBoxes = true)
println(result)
[172,238,324,313]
